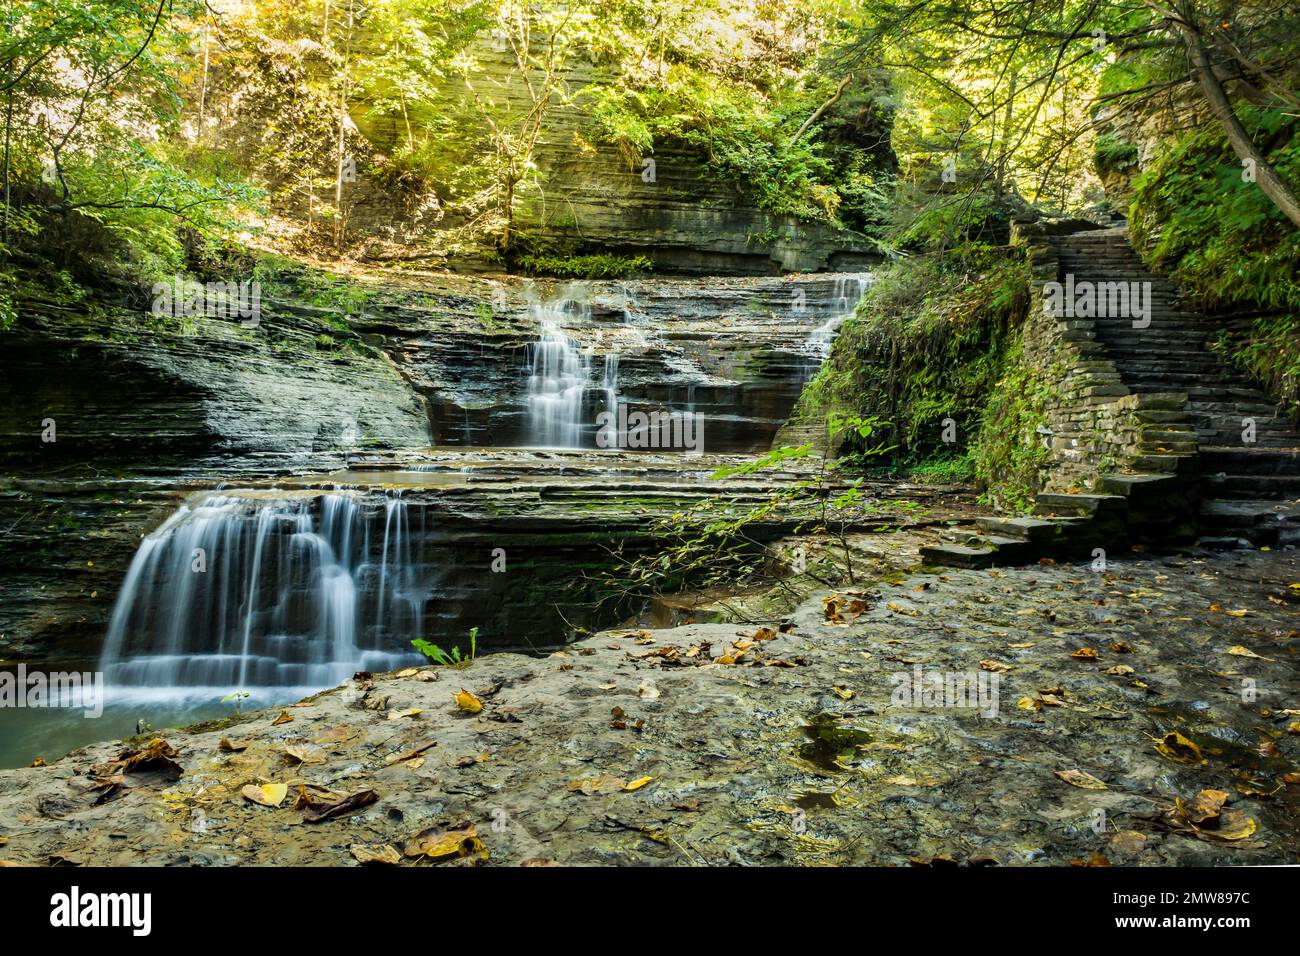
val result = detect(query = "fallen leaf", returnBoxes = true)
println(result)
[386,708,422,721]
[350,844,402,865]
[283,743,325,765]
[831,685,856,700]
[271,711,294,726]
[1227,645,1273,661]
[384,740,437,766]
[566,775,626,795]
[301,788,379,823]
[1055,769,1107,790]
[403,824,485,861]
[454,689,483,714]
[979,659,1011,673]
[218,738,248,753]
[1071,647,1098,660]
[623,776,653,792]
[242,783,288,808]
[1155,731,1203,763]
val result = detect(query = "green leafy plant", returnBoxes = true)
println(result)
[412,627,478,667]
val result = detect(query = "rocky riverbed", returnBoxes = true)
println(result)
[1,540,1296,867]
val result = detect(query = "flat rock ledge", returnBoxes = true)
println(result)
[1,546,1298,867]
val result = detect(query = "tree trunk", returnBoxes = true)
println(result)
[3,90,11,247]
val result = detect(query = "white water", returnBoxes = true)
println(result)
[807,274,872,356]
[524,291,619,448]
[98,491,428,703]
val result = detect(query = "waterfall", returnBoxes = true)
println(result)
[524,291,619,448]
[808,273,873,356]
[98,491,428,703]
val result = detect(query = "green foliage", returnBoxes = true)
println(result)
[907,451,976,484]
[973,344,1053,512]
[1130,107,1300,417]
[1130,108,1300,311]
[590,72,890,228]
[606,414,909,601]
[412,627,478,667]
[516,253,653,279]
[794,247,1030,473]
[1212,315,1300,422]
[1093,133,1138,172]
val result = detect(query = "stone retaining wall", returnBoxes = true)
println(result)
[1010,219,1189,494]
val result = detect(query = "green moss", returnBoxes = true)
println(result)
[793,247,1030,473]
[973,344,1054,512]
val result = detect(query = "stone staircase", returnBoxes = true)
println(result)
[922,225,1300,567]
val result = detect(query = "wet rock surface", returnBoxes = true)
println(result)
[2,543,1296,866]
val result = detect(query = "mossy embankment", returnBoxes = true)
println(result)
[788,246,1053,511]
[1126,108,1300,424]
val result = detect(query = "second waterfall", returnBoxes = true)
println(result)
[524,289,618,449]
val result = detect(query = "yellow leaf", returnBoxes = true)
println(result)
[350,844,402,865]
[454,689,483,714]
[387,708,422,720]
[403,825,485,860]
[623,776,654,792]
[1155,731,1203,763]
[1071,647,1098,659]
[831,685,856,700]
[567,775,626,795]
[1055,769,1108,790]
[242,783,288,807]
[979,659,1011,673]
[1227,646,1274,661]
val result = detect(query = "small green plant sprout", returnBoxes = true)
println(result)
[222,691,251,713]
[412,627,479,667]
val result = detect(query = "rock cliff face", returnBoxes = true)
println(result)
[365,271,867,451]
[0,290,430,474]
[0,265,867,670]
[206,36,886,272]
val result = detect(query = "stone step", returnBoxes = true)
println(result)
[1100,472,1196,501]
[1033,492,1127,517]
[1198,433,1300,448]
[974,515,1088,541]
[1198,498,1300,547]
[1200,447,1300,474]
[1128,453,1198,474]
[915,541,1003,564]
[1202,473,1300,498]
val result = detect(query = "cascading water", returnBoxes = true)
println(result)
[807,274,873,356]
[98,491,429,703]
[524,291,619,448]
